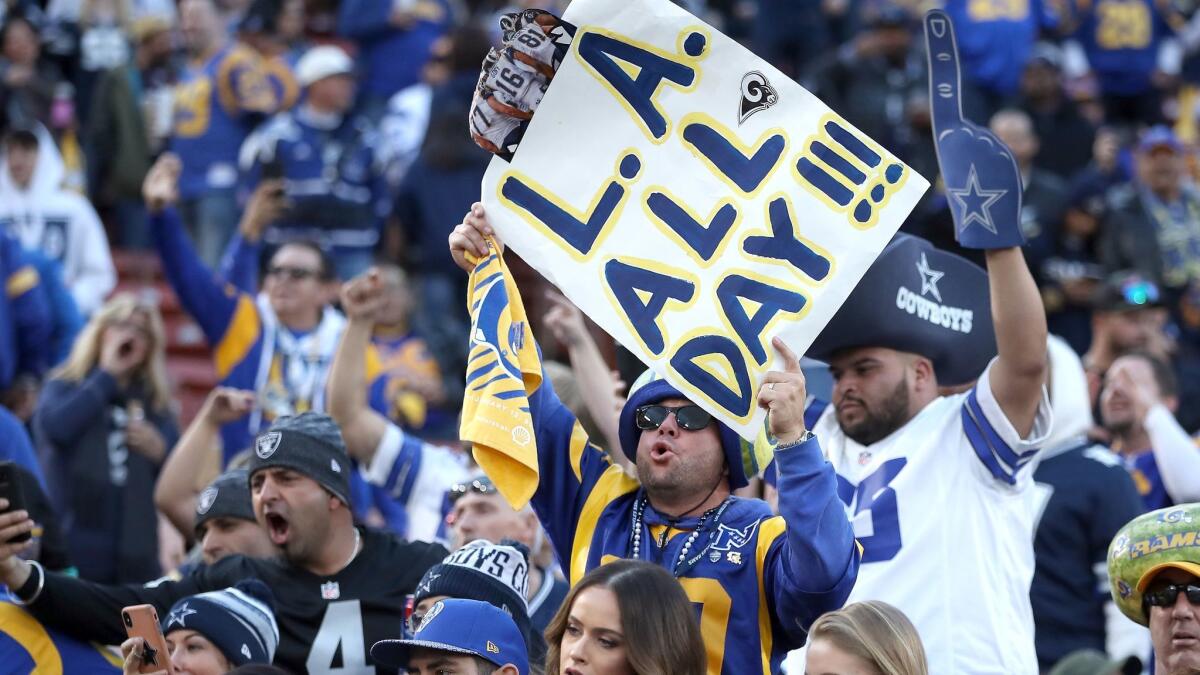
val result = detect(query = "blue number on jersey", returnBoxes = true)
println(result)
[836,458,907,563]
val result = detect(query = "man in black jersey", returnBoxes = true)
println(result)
[0,413,447,674]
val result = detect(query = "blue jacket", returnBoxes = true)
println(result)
[238,107,391,255]
[337,0,451,100]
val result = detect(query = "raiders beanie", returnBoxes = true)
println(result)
[195,469,256,538]
[246,413,351,505]
[161,579,279,666]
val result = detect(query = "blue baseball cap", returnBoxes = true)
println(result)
[371,599,529,675]
[1138,125,1182,154]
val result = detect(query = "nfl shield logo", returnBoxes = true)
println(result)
[320,581,340,600]
[256,432,282,459]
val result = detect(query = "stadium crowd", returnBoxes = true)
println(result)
[0,0,1198,673]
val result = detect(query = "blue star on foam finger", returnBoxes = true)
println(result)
[948,164,1006,235]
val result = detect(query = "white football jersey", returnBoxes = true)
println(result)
[785,361,1052,675]
[364,422,472,543]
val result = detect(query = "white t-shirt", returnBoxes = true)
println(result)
[785,361,1052,675]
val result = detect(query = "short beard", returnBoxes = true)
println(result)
[636,452,725,515]
[1106,418,1134,439]
[840,378,912,446]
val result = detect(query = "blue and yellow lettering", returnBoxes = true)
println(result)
[679,114,786,194]
[669,333,753,418]
[576,29,705,142]
[604,258,696,355]
[741,196,833,282]
[716,273,808,366]
[793,115,907,229]
[498,151,642,260]
[644,189,739,265]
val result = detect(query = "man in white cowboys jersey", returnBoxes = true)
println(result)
[784,12,1052,675]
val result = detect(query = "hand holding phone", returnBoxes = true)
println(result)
[122,605,172,674]
[0,463,30,544]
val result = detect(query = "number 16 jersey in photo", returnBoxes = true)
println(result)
[804,362,1052,675]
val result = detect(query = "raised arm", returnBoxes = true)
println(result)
[155,388,255,540]
[759,338,859,639]
[985,249,1049,436]
[144,155,244,345]
[542,290,629,467]
[924,11,1047,436]
[328,271,391,461]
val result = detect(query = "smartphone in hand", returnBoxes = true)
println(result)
[0,462,31,544]
[122,605,172,674]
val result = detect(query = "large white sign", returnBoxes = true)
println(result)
[481,0,929,439]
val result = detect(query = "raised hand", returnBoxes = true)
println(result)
[142,154,181,215]
[340,269,387,322]
[757,337,809,446]
[448,203,504,272]
[925,10,1024,249]
[200,387,256,426]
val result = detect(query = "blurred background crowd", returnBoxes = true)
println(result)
[1,0,1199,672]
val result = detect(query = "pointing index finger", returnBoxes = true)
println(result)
[772,336,801,373]
[924,9,964,135]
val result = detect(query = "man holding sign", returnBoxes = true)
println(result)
[450,206,860,675]
[780,11,1053,674]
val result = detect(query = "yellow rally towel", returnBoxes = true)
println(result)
[459,241,543,509]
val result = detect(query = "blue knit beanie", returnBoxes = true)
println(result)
[161,579,279,666]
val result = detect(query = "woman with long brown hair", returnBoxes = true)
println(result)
[805,601,929,675]
[34,292,177,584]
[544,559,705,675]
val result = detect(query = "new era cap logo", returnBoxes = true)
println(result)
[330,459,341,473]
[487,641,500,654]
[197,487,218,515]
[256,431,282,459]
[241,644,251,660]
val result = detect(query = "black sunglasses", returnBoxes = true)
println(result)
[1144,583,1200,610]
[635,404,714,432]
[267,265,320,281]
[448,478,497,503]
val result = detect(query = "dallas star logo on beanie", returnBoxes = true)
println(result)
[256,431,282,459]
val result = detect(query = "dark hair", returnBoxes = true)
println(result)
[227,665,293,674]
[2,127,38,150]
[544,560,705,675]
[266,241,336,281]
[0,13,38,47]
[446,24,493,74]
[1121,351,1178,399]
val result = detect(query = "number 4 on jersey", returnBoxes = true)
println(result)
[836,458,907,563]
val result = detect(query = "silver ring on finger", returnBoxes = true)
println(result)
[768,383,776,391]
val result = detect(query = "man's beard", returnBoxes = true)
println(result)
[839,379,912,446]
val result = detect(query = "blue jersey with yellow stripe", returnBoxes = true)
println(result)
[942,0,1059,95]
[1070,0,1178,95]
[521,377,858,675]
[171,44,297,198]
[1125,448,1172,511]
[0,600,121,674]
[151,207,379,463]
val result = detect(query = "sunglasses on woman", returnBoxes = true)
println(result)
[634,404,714,432]
[1144,582,1200,610]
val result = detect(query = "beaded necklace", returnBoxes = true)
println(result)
[628,493,732,578]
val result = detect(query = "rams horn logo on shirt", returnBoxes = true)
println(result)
[738,71,778,125]
[197,487,219,515]
[256,431,282,459]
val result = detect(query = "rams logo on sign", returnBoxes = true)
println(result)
[256,431,282,459]
[738,71,778,125]
[196,487,219,515]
